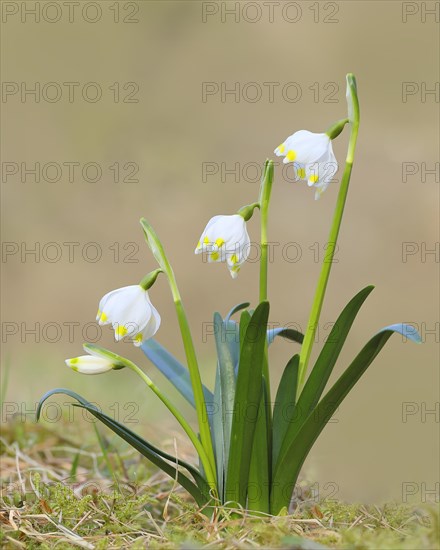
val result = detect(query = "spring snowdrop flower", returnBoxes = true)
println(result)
[65,350,117,374]
[65,354,115,374]
[195,214,250,278]
[275,130,338,199]
[96,285,161,346]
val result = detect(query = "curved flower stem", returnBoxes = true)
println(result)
[297,74,360,396]
[120,356,217,491]
[140,219,217,490]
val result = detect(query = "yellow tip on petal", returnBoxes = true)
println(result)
[230,265,240,278]
[134,333,143,343]
[100,312,108,323]
[309,175,319,184]
[115,325,128,337]
[297,168,306,179]
[211,251,219,261]
[203,236,210,245]
[215,238,225,248]
[286,150,296,162]
[278,144,285,153]
[230,254,238,264]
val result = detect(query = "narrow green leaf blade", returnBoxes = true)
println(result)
[226,302,251,322]
[37,389,208,505]
[274,286,373,479]
[75,404,208,505]
[239,310,251,350]
[248,378,270,513]
[298,285,374,411]
[212,364,225,501]
[213,312,236,487]
[267,328,304,346]
[271,323,421,514]
[226,301,270,506]
[272,355,299,471]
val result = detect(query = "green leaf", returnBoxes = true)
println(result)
[213,312,237,490]
[271,323,421,514]
[140,339,213,407]
[272,355,299,471]
[267,327,304,346]
[226,302,251,322]
[77,404,210,504]
[222,320,241,376]
[212,365,225,501]
[36,389,209,505]
[225,301,270,506]
[239,309,251,350]
[248,378,270,513]
[274,286,373,480]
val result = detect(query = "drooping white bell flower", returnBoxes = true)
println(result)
[65,354,115,374]
[194,214,250,278]
[275,130,338,199]
[96,285,161,346]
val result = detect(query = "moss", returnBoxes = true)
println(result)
[1,423,438,549]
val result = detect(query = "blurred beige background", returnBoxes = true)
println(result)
[1,1,439,504]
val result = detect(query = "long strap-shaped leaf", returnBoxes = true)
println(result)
[274,286,373,479]
[248,378,270,513]
[141,339,213,407]
[270,323,421,513]
[36,389,208,506]
[225,301,270,506]
[212,364,226,500]
[213,313,237,491]
[272,354,299,471]
[267,328,304,346]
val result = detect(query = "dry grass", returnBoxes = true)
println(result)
[1,419,438,549]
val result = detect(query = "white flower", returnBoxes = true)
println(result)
[96,285,161,346]
[65,354,114,375]
[274,130,338,199]
[194,214,250,279]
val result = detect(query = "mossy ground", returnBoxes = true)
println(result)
[0,420,438,549]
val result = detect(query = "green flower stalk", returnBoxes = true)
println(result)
[258,160,274,304]
[297,74,360,392]
[140,218,217,491]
